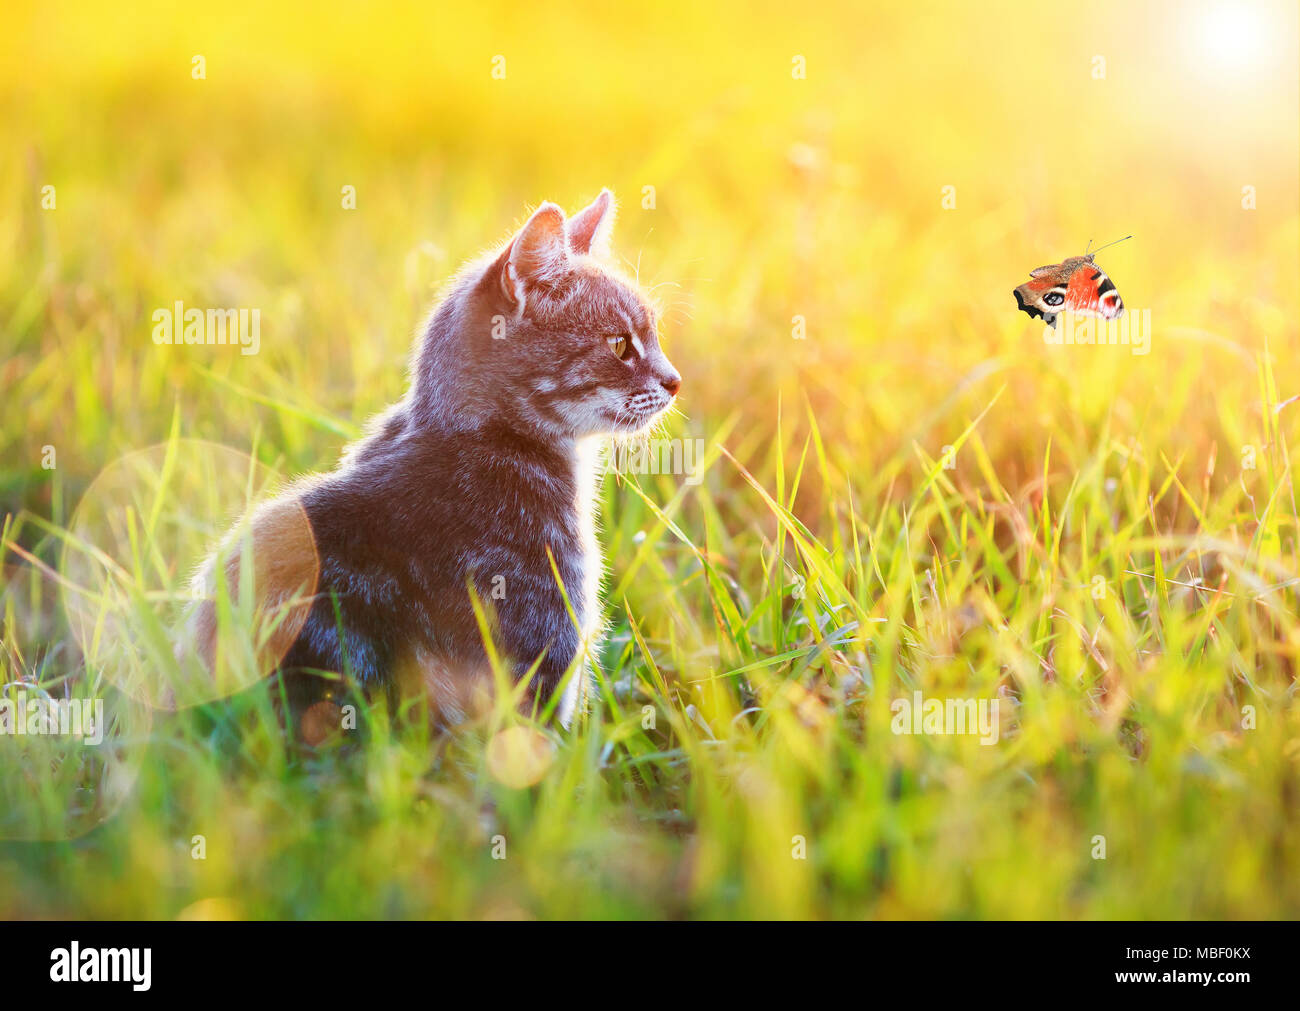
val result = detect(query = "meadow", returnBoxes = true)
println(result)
[1,0,1298,918]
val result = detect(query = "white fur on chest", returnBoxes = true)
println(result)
[574,436,606,641]
[558,437,607,723]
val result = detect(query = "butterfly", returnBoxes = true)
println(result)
[1013,236,1131,328]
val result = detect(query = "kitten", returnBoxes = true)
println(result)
[189,190,680,730]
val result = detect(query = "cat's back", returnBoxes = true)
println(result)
[298,408,586,584]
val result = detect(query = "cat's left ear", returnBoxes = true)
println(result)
[501,202,570,314]
[567,188,616,258]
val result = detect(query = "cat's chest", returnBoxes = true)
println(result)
[573,438,605,633]
[479,436,604,628]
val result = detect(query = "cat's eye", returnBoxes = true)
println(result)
[606,333,633,361]
[1044,291,1065,307]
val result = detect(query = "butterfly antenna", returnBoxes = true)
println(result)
[1089,234,1133,257]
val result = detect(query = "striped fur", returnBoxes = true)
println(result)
[190,190,680,730]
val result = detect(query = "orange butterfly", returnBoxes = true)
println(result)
[1014,235,1131,327]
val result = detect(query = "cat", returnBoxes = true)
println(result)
[186,189,680,732]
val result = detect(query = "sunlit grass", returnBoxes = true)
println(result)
[1,0,1298,919]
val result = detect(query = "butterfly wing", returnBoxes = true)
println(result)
[1064,261,1124,319]
[1014,255,1125,326]
[1013,264,1070,325]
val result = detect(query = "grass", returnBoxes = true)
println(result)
[1,0,1299,919]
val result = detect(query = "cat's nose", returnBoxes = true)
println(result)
[659,370,681,397]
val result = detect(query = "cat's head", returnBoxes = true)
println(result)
[465,190,681,440]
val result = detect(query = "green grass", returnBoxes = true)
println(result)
[2,0,1299,919]
[4,376,1298,918]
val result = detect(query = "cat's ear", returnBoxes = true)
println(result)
[566,188,615,258]
[501,202,569,311]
